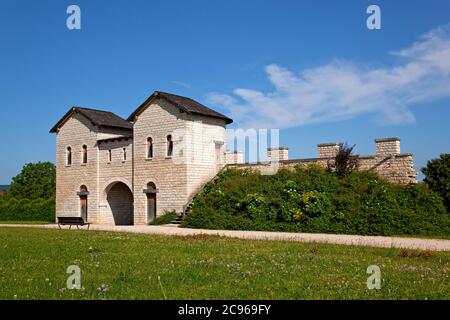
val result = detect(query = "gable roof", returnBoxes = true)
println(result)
[50,107,133,133]
[127,91,233,124]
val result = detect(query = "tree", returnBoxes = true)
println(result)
[422,154,450,211]
[328,143,358,178]
[9,162,56,199]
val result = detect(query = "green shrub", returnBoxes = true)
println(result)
[148,210,178,225]
[0,197,55,222]
[182,166,450,237]
[9,162,55,200]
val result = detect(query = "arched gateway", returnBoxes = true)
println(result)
[105,181,134,225]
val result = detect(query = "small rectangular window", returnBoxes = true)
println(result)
[167,135,173,157]
[123,148,127,161]
[147,137,153,158]
[82,145,88,164]
[67,147,72,166]
[108,150,112,162]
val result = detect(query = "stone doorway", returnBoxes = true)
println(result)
[78,185,89,222]
[144,182,158,223]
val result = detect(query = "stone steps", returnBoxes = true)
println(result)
[171,215,184,225]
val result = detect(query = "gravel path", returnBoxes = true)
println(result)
[1,223,450,251]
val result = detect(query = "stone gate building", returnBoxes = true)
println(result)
[51,90,417,225]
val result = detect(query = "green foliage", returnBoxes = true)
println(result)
[9,162,56,200]
[422,154,450,211]
[300,191,333,217]
[0,162,56,222]
[182,166,450,237]
[0,197,55,222]
[148,210,178,225]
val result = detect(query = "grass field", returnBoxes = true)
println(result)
[0,227,449,300]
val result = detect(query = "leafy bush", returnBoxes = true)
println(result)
[9,162,55,199]
[422,154,450,211]
[148,210,178,225]
[0,197,55,222]
[182,166,450,237]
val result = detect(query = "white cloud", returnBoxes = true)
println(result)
[207,24,450,129]
[171,80,191,89]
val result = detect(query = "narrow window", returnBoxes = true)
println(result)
[108,150,112,162]
[123,148,127,161]
[82,145,87,164]
[67,147,72,165]
[167,135,173,157]
[147,137,153,158]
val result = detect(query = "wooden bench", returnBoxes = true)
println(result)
[57,217,91,230]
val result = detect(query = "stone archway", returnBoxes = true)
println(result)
[106,182,134,225]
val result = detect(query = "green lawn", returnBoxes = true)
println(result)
[0,227,449,300]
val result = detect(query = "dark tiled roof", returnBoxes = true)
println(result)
[0,185,10,192]
[127,91,233,124]
[97,135,133,144]
[50,107,133,133]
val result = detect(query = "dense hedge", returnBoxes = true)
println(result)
[182,166,450,237]
[0,197,55,222]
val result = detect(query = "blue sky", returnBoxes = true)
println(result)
[1,0,450,184]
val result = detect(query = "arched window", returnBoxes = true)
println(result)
[167,135,173,157]
[147,137,153,158]
[66,147,72,165]
[82,145,87,164]
[123,148,127,161]
[107,150,112,162]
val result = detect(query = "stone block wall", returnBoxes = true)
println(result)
[55,113,135,224]
[184,114,227,202]
[97,137,133,224]
[227,138,417,184]
[55,114,100,223]
[132,98,190,224]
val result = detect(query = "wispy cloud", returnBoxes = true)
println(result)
[207,24,450,129]
[171,80,191,89]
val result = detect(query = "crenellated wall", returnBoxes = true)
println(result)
[227,138,417,184]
